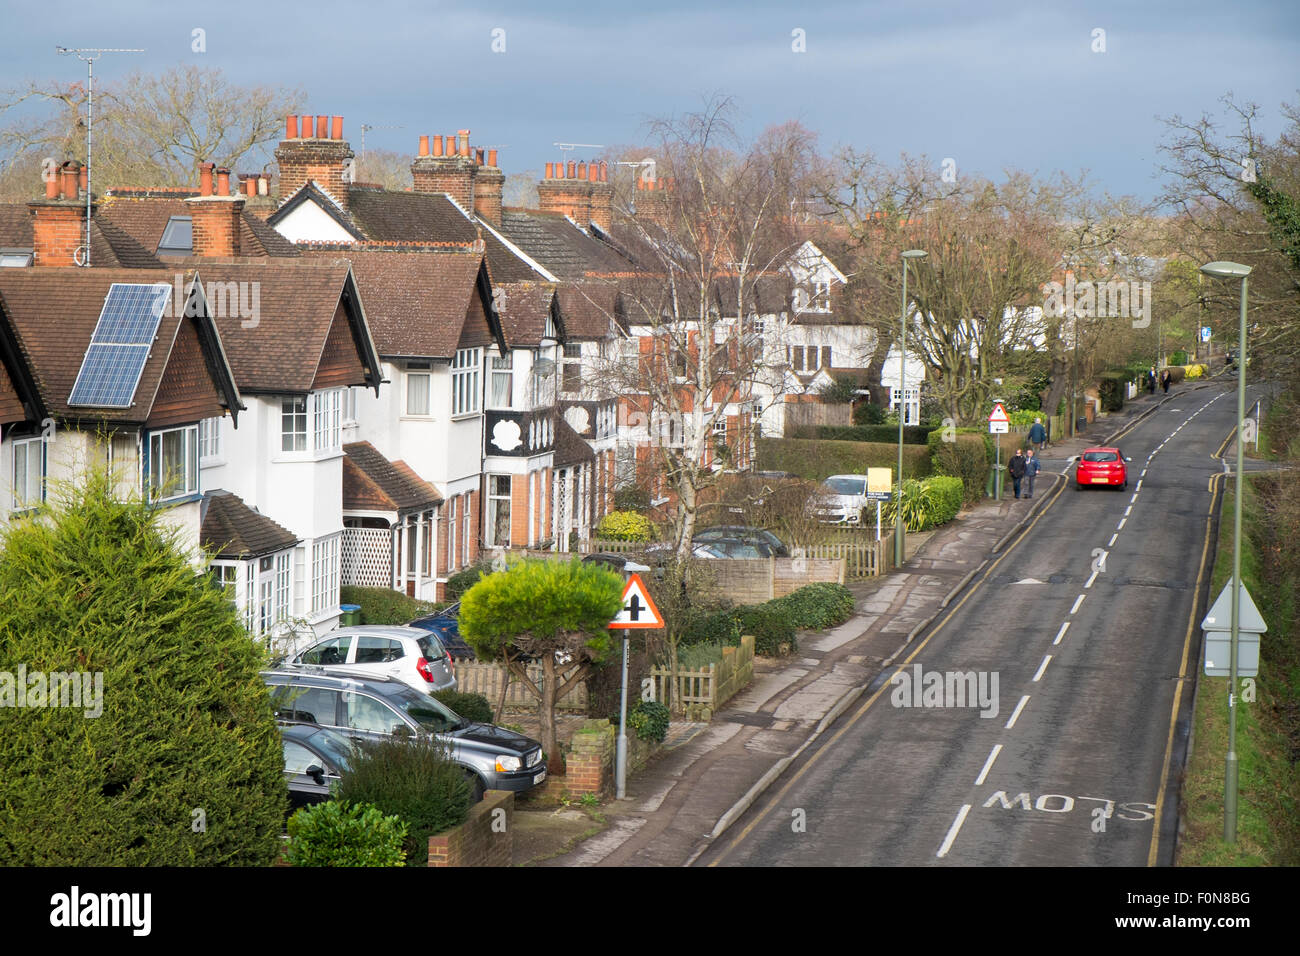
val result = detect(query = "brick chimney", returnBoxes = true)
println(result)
[472,148,505,225]
[186,162,245,257]
[274,113,354,211]
[538,158,595,225]
[411,129,478,211]
[588,160,612,232]
[634,176,671,228]
[28,160,93,267]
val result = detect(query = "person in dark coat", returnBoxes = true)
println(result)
[1024,448,1041,498]
[1148,366,1157,394]
[1028,417,1047,452]
[1160,369,1172,393]
[1008,448,1027,499]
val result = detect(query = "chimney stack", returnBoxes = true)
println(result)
[186,161,244,257]
[274,112,354,211]
[538,156,599,227]
[411,127,478,211]
[472,146,505,225]
[28,159,94,267]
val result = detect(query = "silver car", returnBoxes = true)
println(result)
[286,625,456,695]
[812,474,870,524]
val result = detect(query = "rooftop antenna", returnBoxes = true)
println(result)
[56,45,145,267]
[358,123,405,166]
[553,142,605,153]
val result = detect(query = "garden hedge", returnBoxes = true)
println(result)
[757,437,932,482]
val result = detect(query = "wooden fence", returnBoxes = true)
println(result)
[453,660,588,713]
[789,535,892,579]
[648,635,755,714]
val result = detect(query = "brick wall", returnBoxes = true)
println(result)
[188,196,244,257]
[412,155,477,210]
[275,138,354,210]
[559,718,663,798]
[29,201,91,267]
[426,790,514,867]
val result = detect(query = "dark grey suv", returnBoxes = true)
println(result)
[263,670,546,798]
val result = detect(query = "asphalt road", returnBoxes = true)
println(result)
[700,382,1259,867]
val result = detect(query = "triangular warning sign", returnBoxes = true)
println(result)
[611,572,664,629]
[989,403,1010,423]
[1201,581,1268,633]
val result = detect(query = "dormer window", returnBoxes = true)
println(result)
[156,217,193,257]
[0,248,33,267]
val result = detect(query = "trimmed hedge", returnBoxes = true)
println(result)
[769,583,855,630]
[928,429,990,504]
[1098,370,1128,412]
[758,437,932,482]
[340,585,443,626]
[285,801,407,867]
[431,691,494,724]
[790,424,936,444]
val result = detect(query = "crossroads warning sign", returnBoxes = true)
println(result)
[989,403,1010,434]
[610,573,664,629]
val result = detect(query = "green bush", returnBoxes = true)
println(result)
[791,424,936,444]
[679,606,742,647]
[446,562,493,601]
[1007,409,1040,426]
[676,641,727,669]
[337,736,472,859]
[928,430,990,504]
[594,510,653,542]
[1170,349,1189,366]
[340,585,443,625]
[0,467,286,865]
[883,475,964,532]
[769,583,855,631]
[853,401,886,425]
[285,800,408,867]
[432,691,493,724]
[627,700,670,743]
[757,437,931,482]
[734,603,797,656]
[1098,371,1128,412]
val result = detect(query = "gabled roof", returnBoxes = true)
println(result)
[95,192,302,264]
[555,280,621,339]
[498,209,635,279]
[201,490,300,559]
[0,301,43,426]
[494,280,560,349]
[0,267,240,426]
[302,247,504,360]
[343,441,443,515]
[188,261,381,395]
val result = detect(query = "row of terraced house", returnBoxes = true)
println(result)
[0,113,872,639]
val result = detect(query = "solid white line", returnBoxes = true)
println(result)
[937,804,972,858]
[1108,533,1118,547]
[1032,655,1052,682]
[1005,695,1030,729]
[1125,505,1132,516]
[975,745,1002,786]
[1085,569,1099,589]
[1053,621,1070,645]
[1071,594,1086,614]
[1117,517,1127,530]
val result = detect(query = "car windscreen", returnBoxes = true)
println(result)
[825,477,867,495]
[304,728,357,771]
[390,687,467,732]
[1082,452,1118,462]
[417,634,446,660]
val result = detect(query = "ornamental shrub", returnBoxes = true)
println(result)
[446,561,493,601]
[769,583,855,631]
[734,603,797,656]
[340,585,443,625]
[431,690,494,724]
[922,476,965,527]
[337,736,471,859]
[595,510,654,542]
[929,430,990,504]
[628,700,670,743]
[0,467,286,865]
[285,801,407,867]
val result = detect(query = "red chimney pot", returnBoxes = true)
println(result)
[488,148,498,167]
[545,162,553,179]
[198,161,215,197]
[331,116,343,140]
[445,135,456,156]
[315,115,328,139]
[286,115,299,139]
[567,160,576,179]
[215,167,231,197]
[44,170,59,199]
[600,161,608,182]
[431,134,443,157]
[419,135,430,156]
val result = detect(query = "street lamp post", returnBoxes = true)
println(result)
[895,249,928,567]
[1199,259,1252,844]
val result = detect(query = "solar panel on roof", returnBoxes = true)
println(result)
[68,282,171,408]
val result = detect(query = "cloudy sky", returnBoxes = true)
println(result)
[3,0,1297,200]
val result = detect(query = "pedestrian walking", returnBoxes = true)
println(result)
[1024,448,1041,498]
[1008,448,1027,499]
[1160,368,1172,394]
[1147,366,1157,394]
[1028,416,1047,452]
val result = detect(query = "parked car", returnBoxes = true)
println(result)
[581,552,652,574]
[692,525,789,556]
[286,625,456,694]
[280,723,356,812]
[407,602,476,661]
[264,670,547,799]
[811,474,870,524]
[1075,447,1131,490]
[692,537,774,559]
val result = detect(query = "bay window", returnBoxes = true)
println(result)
[148,425,199,500]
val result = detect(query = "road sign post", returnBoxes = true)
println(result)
[988,403,1010,498]
[610,573,664,798]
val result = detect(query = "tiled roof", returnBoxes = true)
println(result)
[0,267,236,424]
[201,490,300,559]
[494,281,557,348]
[498,209,634,279]
[188,260,378,394]
[343,441,442,514]
[302,247,488,359]
[556,280,620,339]
[0,205,32,248]
[553,415,595,466]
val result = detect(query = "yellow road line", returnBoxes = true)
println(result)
[1148,471,1222,866]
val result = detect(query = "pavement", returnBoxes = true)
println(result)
[511,378,1219,867]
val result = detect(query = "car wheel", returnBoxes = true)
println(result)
[465,771,486,803]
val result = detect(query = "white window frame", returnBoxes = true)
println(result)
[312,389,343,453]
[463,495,471,566]
[489,352,513,409]
[148,424,199,501]
[310,535,340,616]
[275,551,291,623]
[11,435,45,511]
[281,397,307,452]
[198,416,222,461]
[406,363,432,416]
[486,475,511,548]
[451,348,481,417]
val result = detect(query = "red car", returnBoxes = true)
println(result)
[1076,447,1130,490]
